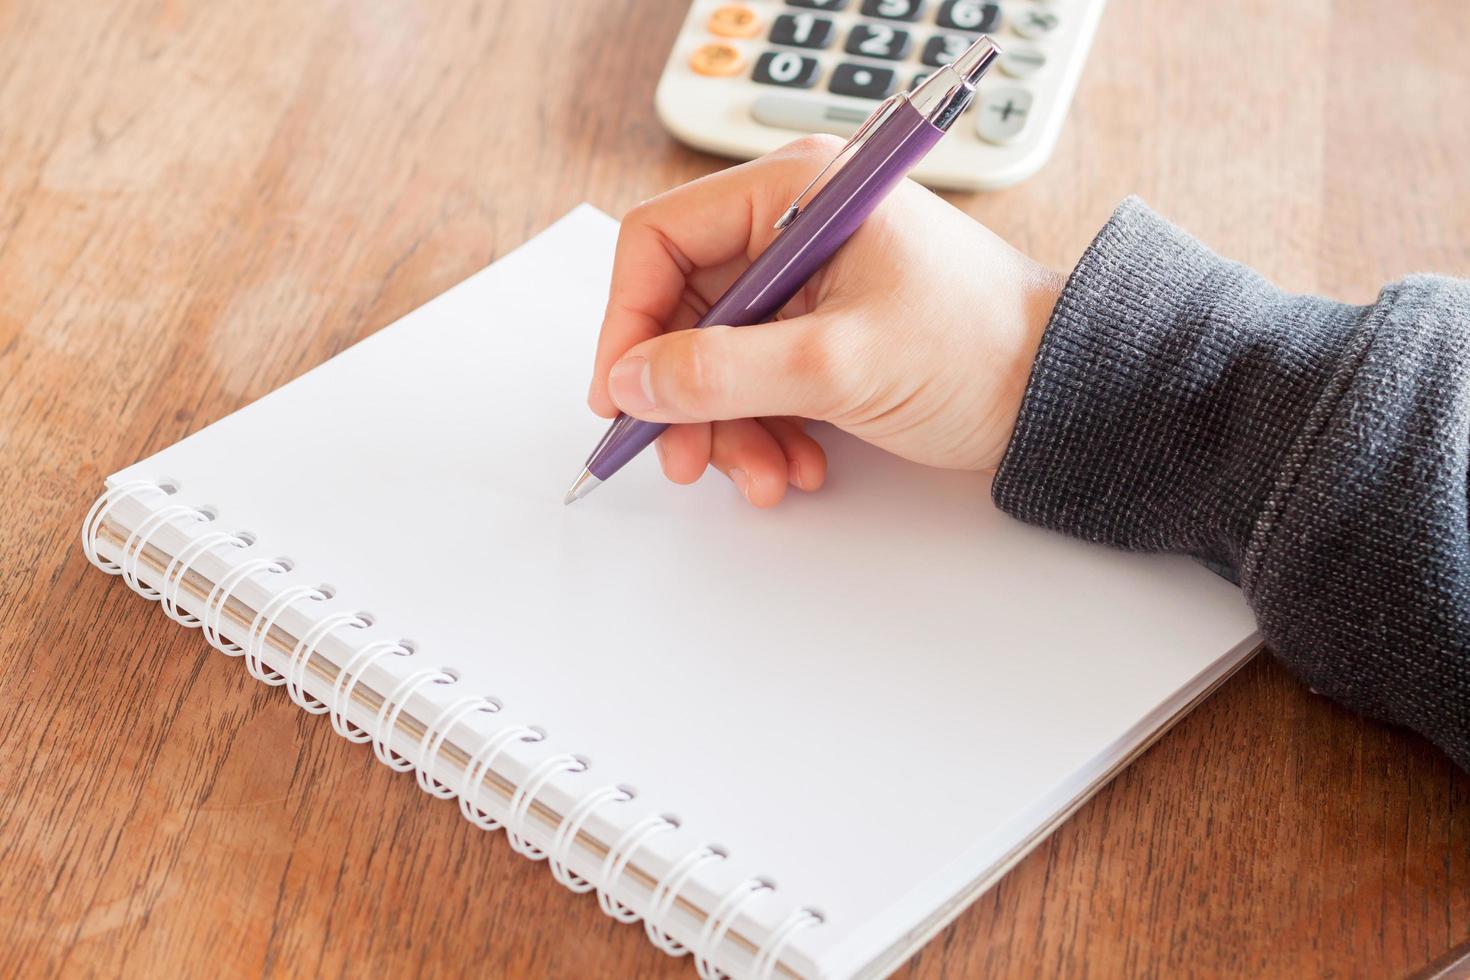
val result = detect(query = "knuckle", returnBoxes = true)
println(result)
[779,133,845,165]
[665,329,727,413]
[620,199,658,238]
[787,321,856,415]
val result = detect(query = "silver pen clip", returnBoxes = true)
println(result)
[773,93,906,231]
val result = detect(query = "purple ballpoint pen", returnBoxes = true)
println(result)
[564,36,1001,504]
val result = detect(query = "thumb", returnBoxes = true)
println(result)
[605,316,854,424]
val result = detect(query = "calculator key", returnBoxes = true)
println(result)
[920,33,973,68]
[752,50,822,88]
[689,42,746,77]
[752,94,871,135]
[999,47,1047,79]
[975,87,1032,144]
[936,0,1000,32]
[1013,6,1060,39]
[770,12,835,49]
[829,62,897,99]
[859,0,924,22]
[708,3,762,38]
[845,23,912,60]
[787,0,849,8]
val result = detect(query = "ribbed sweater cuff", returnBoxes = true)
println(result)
[991,197,1362,579]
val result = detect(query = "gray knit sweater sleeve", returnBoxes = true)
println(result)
[992,197,1470,770]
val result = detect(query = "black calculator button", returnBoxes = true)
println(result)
[752,50,822,88]
[829,62,897,99]
[935,0,1000,32]
[787,0,849,8]
[770,12,835,49]
[858,0,923,22]
[845,23,912,60]
[921,33,973,67]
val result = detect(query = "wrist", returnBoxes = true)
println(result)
[980,259,1064,472]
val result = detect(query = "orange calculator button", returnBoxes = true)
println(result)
[707,4,761,38]
[689,42,746,77]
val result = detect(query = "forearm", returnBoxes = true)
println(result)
[993,198,1470,769]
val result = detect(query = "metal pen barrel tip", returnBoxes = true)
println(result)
[953,36,1001,84]
[562,468,600,505]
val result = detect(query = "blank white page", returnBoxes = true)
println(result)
[111,205,1257,977]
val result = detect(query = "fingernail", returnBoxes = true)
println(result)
[608,356,655,414]
[789,460,805,490]
[730,468,750,500]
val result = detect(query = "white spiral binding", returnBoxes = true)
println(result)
[506,753,588,859]
[81,479,170,573]
[646,844,728,954]
[373,666,455,770]
[548,784,634,892]
[330,638,413,741]
[287,610,372,713]
[599,813,680,923]
[246,582,328,684]
[121,502,211,597]
[415,694,501,798]
[161,529,253,626]
[202,555,292,654]
[458,723,542,831]
[751,909,824,980]
[695,878,775,980]
[82,480,823,979]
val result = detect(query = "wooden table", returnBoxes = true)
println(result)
[4,1,1468,976]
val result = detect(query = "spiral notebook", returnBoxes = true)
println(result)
[81,205,1259,979]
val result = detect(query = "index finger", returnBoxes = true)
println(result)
[586,137,842,417]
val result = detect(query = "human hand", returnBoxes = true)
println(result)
[587,136,1064,507]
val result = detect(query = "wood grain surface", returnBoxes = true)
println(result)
[3,1,1468,977]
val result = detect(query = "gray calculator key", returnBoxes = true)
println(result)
[975,87,1033,144]
[999,47,1047,78]
[751,94,872,135]
[1013,6,1060,39]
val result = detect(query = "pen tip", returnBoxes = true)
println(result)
[562,468,600,506]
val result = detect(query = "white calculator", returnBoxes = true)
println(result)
[655,0,1105,190]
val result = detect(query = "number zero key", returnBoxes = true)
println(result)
[752,50,822,88]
